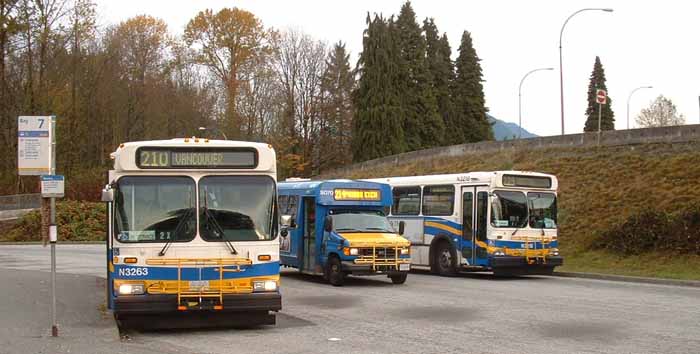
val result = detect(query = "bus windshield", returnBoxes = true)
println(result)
[115,176,196,243]
[199,175,275,241]
[528,192,558,229]
[490,191,528,228]
[330,210,396,233]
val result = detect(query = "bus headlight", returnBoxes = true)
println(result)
[550,248,560,256]
[253,280,278,292]
[343,247,359,256]
[118,283,145,295]
[493,250,506,256]
[400,247,410,255]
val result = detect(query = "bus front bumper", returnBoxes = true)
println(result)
[114,292,281,315]
[490,255,563,275]
[341,261,411,275]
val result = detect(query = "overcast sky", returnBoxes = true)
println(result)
[95,0,699,137]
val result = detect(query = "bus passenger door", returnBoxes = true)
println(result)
[473,187,490,267]
[302,197,317,273]
[461,188,475,265]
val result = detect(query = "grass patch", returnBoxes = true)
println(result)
[560,250,700,281]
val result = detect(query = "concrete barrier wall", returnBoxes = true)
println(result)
[318,124,700,178]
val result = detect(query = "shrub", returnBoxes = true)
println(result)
[3,200,105,242]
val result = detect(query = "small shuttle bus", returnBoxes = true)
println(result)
[278,180,411,286]
[368,171,562,276]
[102,138,281,326]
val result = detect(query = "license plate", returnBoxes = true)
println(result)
[189,280,209,290]
[399,263,410,271]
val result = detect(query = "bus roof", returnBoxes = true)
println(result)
[278,179,392,207]
[110,138,276,173]
[366,171,558,190]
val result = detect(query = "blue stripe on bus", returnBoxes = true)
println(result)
[113,261,280,280]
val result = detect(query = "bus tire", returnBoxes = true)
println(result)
[389,272,408,284]
[432,241,457,276]
[327,255,345,286]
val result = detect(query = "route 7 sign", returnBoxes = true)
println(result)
[18,116,54,175]
[596,89,607,105]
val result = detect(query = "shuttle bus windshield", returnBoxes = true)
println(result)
[330,210,396,233]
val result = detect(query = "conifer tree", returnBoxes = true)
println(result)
[584,56,615,132]
[424,18,461,145]
[453,31,493,142]
[395,1,444,150]
[318,41,354,171]
[352,14,406,162]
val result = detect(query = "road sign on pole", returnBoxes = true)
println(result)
[596,89,607,105]
[41,175,65,198]
[17,116,54,176]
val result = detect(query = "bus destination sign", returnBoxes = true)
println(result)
[333,189,381,201]
[137,147,257,169]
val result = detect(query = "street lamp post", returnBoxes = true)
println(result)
[559,7,613,135]
[519,67,553,139]
[198,126,228,140]
[626,86,653,130]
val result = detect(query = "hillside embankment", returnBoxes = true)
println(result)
[318,125,700,279]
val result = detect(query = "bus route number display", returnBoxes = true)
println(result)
[333,189,381,201]
[137,148,256,169]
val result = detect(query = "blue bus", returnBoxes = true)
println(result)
[278,180,411,286]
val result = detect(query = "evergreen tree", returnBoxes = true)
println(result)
[584,56,615,132]
[318,41,355,171]
[352,14,406,162]
[424,18,461,145]
[395,1,444,150]
[453,31,493,142]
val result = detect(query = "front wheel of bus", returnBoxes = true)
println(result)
[389,272,408,284]
[432,241,456,276]
[327,256,345,286]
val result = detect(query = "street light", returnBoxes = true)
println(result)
[519,67,554,139]
[198,126,228,140]
[626,86,653,130]
[559,7,614,135]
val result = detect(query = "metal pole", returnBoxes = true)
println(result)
[559,8,614,136]
[597,102,602,145]
[519,67,553,139]
[626,86,653,130]
[50,115,58,337]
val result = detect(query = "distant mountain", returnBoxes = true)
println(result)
[488,114,538,141]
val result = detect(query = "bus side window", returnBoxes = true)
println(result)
[476,192,488,242]
[422,185,455,216]
[280,195,299,228]
[392,186,421,215]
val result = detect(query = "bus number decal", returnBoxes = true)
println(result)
[118,267,149,277]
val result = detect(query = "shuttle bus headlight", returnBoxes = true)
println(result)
[253,280,278,292]
[343,247,359,256]
[493,250,506,256]
[118,283,145,295]
[400,247,410,255]
[550,248,560,256]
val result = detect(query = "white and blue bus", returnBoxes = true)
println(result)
[102,138,281,327]
[368,171,562,276]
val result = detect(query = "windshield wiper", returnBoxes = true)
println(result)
[202,206,238,255]
[335,227,361,232]
[159,207,194,256]
[365,227,394,233]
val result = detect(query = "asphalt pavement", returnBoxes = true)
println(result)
[0,244,699,354]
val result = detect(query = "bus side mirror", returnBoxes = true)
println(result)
[324,216,333,233]
[101,187,114,202]
[281,215,293,227]
[398,221,405,236]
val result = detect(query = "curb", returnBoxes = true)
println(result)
[554,271,700,288]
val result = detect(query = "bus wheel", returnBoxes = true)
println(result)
[389,272,408,284]
[432,241,456,276]
[327,256,345,286]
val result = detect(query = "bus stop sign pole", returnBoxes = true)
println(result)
[50,115,58,337]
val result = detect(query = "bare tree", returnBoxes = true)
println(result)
[636,95,686,128]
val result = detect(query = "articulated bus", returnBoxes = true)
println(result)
[101,138,281,327]
[278,180,411,286]
[368,171,562,276]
